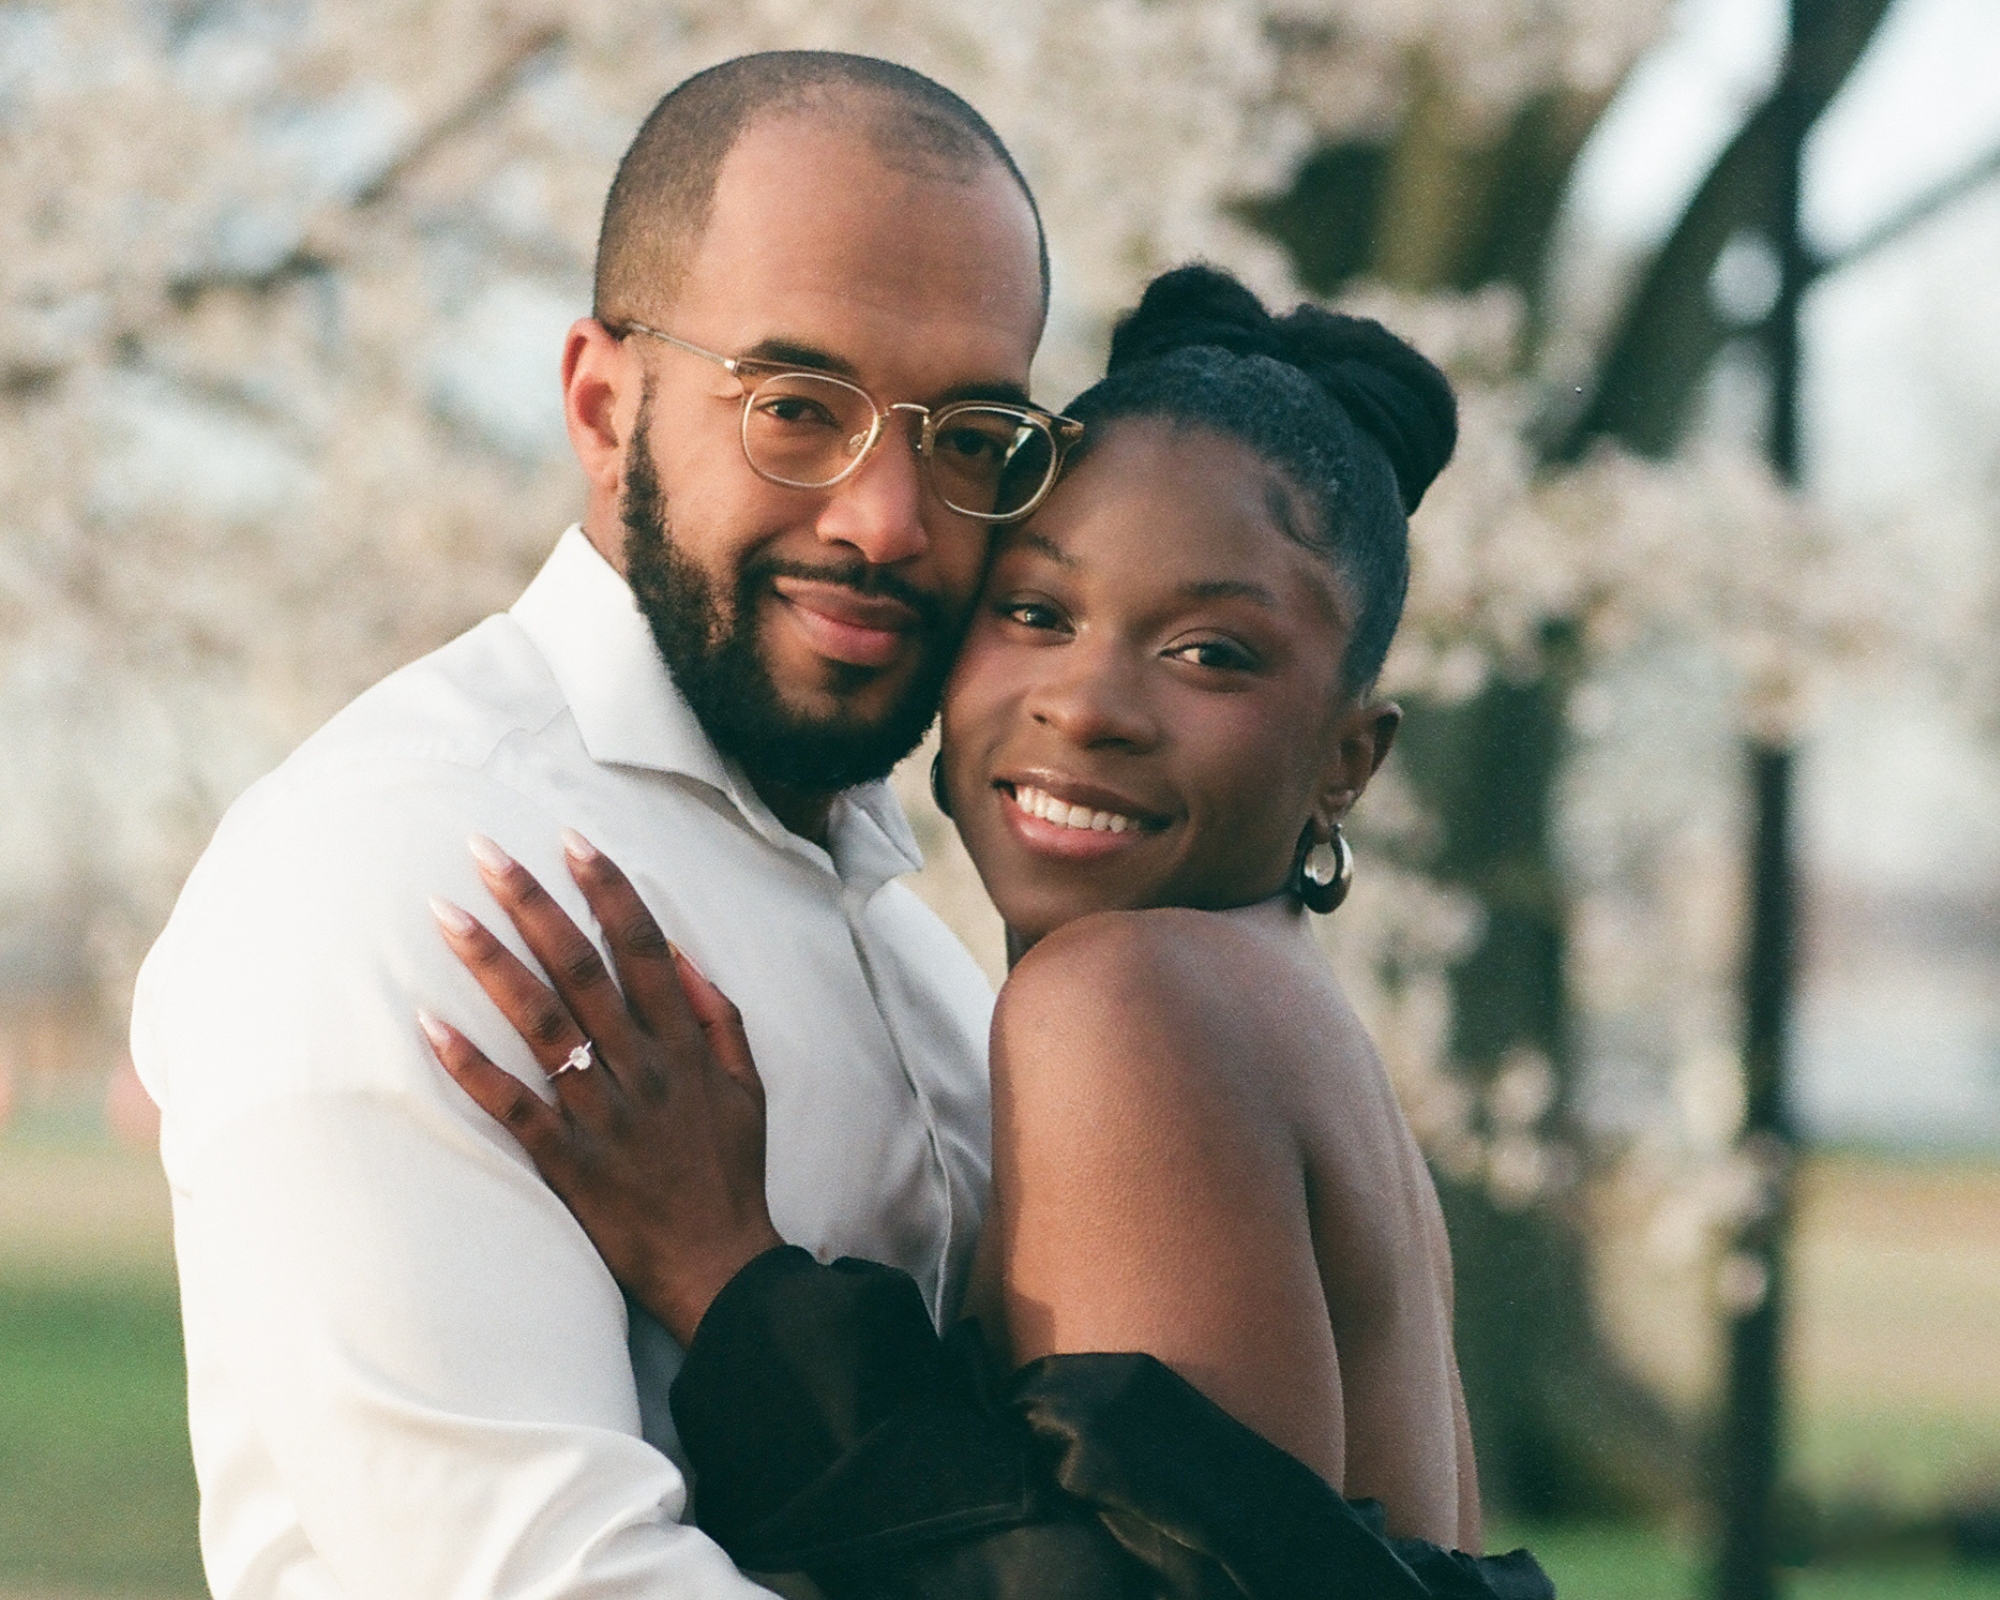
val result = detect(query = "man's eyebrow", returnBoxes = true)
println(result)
[736,339,1033,409]
[738,338,856,376]
[931,378,1035,408]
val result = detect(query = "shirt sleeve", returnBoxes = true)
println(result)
[134,759,774,1600]
[669,1250,1557,1600]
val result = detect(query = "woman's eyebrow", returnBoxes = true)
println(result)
[1000,538,1276,606]
[1179,578,1278,607]
[1003,530,1077,567]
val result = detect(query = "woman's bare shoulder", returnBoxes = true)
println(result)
[998,905,1271,1023]
[992,907,1328,1103]
[1005,909,1425,1178]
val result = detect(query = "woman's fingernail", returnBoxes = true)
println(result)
[430,895,477,936]
[560,827,600,864]
[467,832,515,874]
[670,944,709,983]
[416,1009,454,1051]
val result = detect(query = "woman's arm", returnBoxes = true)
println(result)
[425,843,1551,1599]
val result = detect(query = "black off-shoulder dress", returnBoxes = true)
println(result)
[670,1248,1555,1599]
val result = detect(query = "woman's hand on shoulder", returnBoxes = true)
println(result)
[418,832,782,1345]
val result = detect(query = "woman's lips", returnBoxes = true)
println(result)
[771,578,919,669]
[997,780,1166,859]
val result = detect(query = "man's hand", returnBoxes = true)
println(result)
[419,829,783,1345]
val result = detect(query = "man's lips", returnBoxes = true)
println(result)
[770,577,922,670]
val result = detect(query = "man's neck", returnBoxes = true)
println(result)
[751,777,837,849]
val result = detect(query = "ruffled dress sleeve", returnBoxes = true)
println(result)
[671,1248,1555,1599]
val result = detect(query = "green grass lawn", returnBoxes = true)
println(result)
[5,1269,1997,1600]
[1500,1522,2000,1599]
[2,1142,1997,1598]
[0,1272,205,1597]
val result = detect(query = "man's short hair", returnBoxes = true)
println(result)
[594,51,1049,326]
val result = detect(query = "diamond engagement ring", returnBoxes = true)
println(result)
[554,1042,594,1077]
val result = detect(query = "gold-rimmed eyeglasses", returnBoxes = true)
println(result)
[614,321,1083,523]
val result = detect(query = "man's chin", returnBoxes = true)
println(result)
[735,711,934,793]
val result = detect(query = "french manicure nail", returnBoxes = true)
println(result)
[467,833,515,874]
[416,1009,453,1050]
[429,895,477,936]
[560,827,600,863]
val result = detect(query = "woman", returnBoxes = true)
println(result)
[422,267,1550,1597]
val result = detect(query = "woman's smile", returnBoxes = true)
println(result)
[1010,785,1138,835]
[995,775,1171,859]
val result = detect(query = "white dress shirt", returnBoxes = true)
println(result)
[131,528,996,1600]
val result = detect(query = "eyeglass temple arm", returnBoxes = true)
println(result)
[612,321,744,376]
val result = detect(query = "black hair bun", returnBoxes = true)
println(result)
[1106,264,1458,513]
[1107,264,1285,368]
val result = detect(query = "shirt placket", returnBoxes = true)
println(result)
[837,882,961,1330]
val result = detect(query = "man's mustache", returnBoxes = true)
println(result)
[746,557,948,633]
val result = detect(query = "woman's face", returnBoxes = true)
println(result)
[942,418,1391,948]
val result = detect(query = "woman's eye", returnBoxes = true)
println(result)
[998,598,1065,631]
[1168,637,1259,671]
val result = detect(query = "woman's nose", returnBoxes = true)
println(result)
[1026,645,1160,750]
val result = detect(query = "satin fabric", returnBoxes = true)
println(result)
[673,1248,1554,1598]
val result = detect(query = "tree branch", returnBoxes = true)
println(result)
[161,24,569,308]
[353,23,567,208]
[1545,0,1896,465]
[1807,139,2000,281]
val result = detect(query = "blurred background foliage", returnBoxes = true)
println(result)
[2,0,1997,1595]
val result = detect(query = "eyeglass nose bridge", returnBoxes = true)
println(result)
[835,400,940,481]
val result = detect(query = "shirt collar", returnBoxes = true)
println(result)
[510,528,924,894]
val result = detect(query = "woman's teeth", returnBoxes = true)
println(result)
[1011,784,1137,834]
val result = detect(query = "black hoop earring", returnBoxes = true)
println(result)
[1292,823,1353,914]
[929,751,953,818]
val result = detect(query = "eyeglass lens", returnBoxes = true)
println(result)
[743,373,1056,518]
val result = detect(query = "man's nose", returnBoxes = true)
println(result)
[814,414,930,567]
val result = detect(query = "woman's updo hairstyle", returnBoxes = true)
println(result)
[1061,264,1456,690]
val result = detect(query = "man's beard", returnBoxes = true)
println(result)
[620,422,966,795]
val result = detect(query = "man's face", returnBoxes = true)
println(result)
[619,113,1045,793]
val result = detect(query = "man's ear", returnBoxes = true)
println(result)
[1314,698,1402,827]
[563,318,643,568]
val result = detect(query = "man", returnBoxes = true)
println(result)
[134,53,1051,1598]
